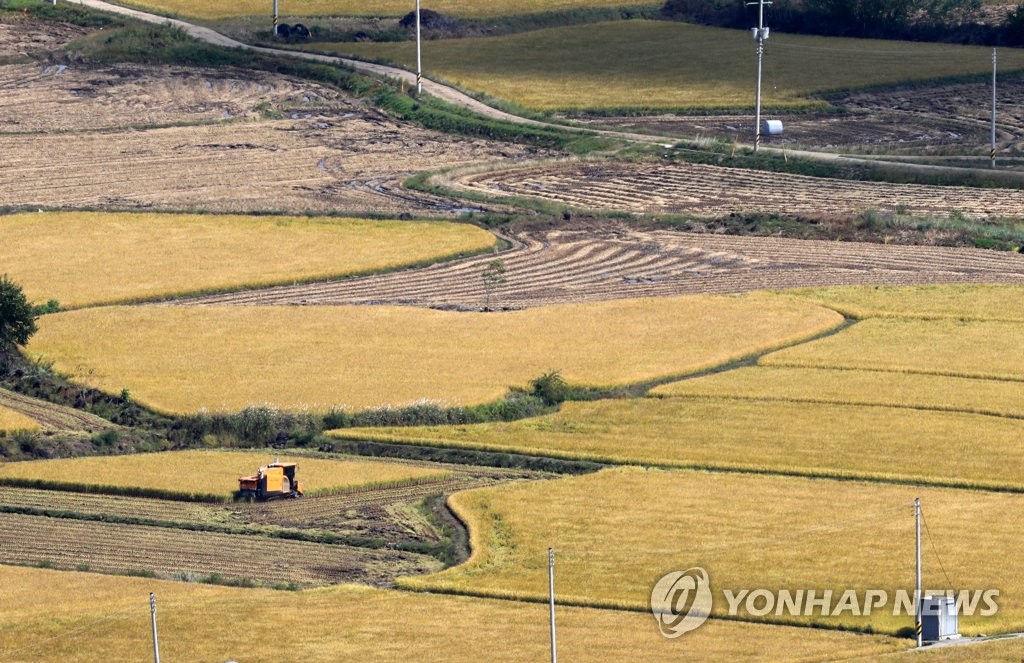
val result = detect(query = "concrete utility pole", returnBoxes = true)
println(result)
[150,593,161,663]
[992,48,997,169]
[548,548,557,663]
[415,0,422,94]
[915,498,923,648]
[747,0,772,152]
[272,0,279,37]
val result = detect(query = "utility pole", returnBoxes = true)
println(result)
[272,0,278,37]
[415,0,422,94]
[991,48,997,169]
[747,0,771,152]
[915,498,923,648]
[149,593,161,663]
[548,548,557,663]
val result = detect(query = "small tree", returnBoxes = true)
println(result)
[481,259,507,310]
[0,275,37,361]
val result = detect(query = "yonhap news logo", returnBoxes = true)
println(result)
[649,567,713,638]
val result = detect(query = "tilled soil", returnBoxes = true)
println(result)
[180,226,1024,309]
[464,160,1024,219]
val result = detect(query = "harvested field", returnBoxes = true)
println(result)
[403,468,1024,634]
[0,16,89,59]
[463,160,1024,218]
[0,512,439,587]
[0,387,114,433]
[27,296,841,413]
[786,284,1024,321]
[0,405,38,433]
[652,366,1024,419]
[0,211,495,307]
[0,48,549,215]
[0,567,905,663]
[0,64,351,133]
[763,317,1024,380]
[186,228,1024,309]
[584,78,1024,153]
[0,450,450,500]
[330,396,1024,489]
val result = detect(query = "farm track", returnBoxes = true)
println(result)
[0,511,440,587]
[182,227,1024,309]
[0,388,114,433]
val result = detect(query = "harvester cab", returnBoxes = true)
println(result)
[238,459,303,500]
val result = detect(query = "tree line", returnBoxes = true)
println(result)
[662,0,1024,46]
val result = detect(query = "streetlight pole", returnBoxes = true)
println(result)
[991,48,997,169]
[748,0,771,152]
[915,498,923,648]
[415,0,422,94]
[272,0,279,37]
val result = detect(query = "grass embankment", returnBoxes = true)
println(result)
[325,20,1024,111]
[0,566,903,662]
[0,450,448,501]
[331,394,1024,490]
[26,294,842,414]
[0,407,39,434]
[0,212,496,308]
[653,366,1024,419]
[402,467,1024,635]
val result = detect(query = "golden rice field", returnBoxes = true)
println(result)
[402,467,1024,635]
[903,637,1024,661]
[784,285,1024,322]
[0,212,495,308]
[0,566,904,662]
[763,318,1024,381]
[0,450,448,500]
[26,294,841,413]
[0,406,39,433]
[651,366,1024,418]
[330,396,1024,489]
[119,0,649,20]
[328,21,1024,110]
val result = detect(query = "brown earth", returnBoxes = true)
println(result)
[579,78,1024,154]
[181,225,1024,309]
[0,17,551,215]
[461,160,1024,218]
[0,15,89,61]
[0,387,115,433]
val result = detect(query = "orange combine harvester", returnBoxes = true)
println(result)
[237,459,303,500]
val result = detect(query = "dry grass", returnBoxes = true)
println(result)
[762,318,1024,381]
[783,285,1024,322]
[0,212,495,308]
[328,21,1024,110]
[401,467,1024,635]
[26,294,841,413]
[892,637,1024,660]
[0,450,447,499]
[0,566,904,662]
[0,406,39,433]
[651,366,1024,419]
[331,395,1024,490]
[119,0,647,20]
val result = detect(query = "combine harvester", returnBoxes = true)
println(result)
[238,459,303,500]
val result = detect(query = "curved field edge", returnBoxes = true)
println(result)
[396,468,1024,636]
[0,450,451,501]
[26,294,844,414]
[0,567,906,662]
[0,212,498,309]
[780,284,1024,322]
[0,406,39,433]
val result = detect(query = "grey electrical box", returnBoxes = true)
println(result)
[922,595,959,642]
